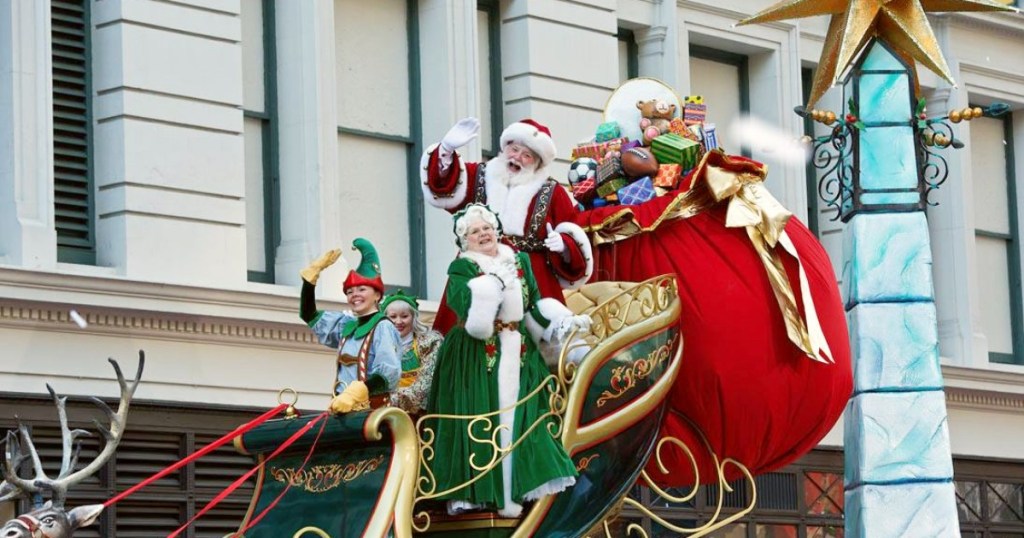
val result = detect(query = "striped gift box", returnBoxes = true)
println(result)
[571,137,628,161]
[651,133,701,170]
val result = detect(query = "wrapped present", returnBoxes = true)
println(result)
[684,95,707,126]
[617,177,656,205]
[653,164,682,189]
[669,117,688,136]
[592,198,610,208]
[572,178,597,203]
[596,177,628,198]
[597,155,623,184]
[603,193,619,203]
[595,121,621,143]
[655,186,672,197]
[571,137,629,161]
[703,123,719,151]
[621,139,642,152]
[651,133,701,170]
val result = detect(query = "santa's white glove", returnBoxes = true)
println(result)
[440,117,481,153]
[544,223,566,254]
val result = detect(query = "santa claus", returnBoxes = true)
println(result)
[422,117,593,333]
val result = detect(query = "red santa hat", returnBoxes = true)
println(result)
[499,119,557,167]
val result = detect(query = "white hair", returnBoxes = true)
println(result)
[454,204,501,251]
[384,299,431,337]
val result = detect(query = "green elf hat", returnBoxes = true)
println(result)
[380,290,420,313]
[342,237,385,294]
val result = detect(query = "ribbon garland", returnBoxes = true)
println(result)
[167,411,331,538]
[104,403,289,508]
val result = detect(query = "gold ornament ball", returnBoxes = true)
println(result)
[949,110,962,123]
[935,134,950,147]
[962,107,975,120]
[825,111,837,125]
[923,132,935,145]
[972,107,984,118]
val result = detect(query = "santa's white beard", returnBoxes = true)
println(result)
[486,153,542,187]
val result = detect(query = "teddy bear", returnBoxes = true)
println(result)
[637,98,677,145]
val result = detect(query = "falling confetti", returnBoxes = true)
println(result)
[69,309,88,329]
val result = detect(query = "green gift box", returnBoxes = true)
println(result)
[596,177,628,198]
[595,121,621,143]
[651,133,701,170]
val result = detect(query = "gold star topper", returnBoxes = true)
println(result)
[739,0,1017,107]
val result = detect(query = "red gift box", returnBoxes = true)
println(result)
[571,137,628,161]
[653,164,683,189]
[572,178,597,203]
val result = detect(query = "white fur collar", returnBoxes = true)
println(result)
[484,158,550,236]
[459,243,517,271]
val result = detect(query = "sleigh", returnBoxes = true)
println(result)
[232,274,684,538]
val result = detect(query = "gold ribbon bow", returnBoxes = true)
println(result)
[705,163,834,364]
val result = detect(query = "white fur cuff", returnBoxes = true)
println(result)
[465,275,504,339]
[554,222,594,290]
[421,143,469,210]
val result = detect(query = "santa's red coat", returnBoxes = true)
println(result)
[422,146,592,333]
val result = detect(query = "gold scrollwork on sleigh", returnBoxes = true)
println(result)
[270,455,387,493]
[589,428,757,538]
[595,338,674,407]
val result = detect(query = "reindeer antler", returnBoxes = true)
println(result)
[0,350,145,507]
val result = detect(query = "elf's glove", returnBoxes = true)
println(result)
[329,380,369,414]
[440,117,481,153]
[300,249,341,285]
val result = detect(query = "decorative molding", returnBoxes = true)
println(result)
[941,11,1024,40]
[0,299,323,353]
[945,387,1024,414]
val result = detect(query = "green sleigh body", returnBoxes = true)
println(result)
[234,276,683,538]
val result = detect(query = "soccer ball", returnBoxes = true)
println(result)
[567,157,599,186]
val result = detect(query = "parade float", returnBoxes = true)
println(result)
[4,0,1018,536]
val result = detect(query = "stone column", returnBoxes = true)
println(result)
[91,0,246,287]
[273,0,341,289]
[0,0,58,268]
[841,41,959,538]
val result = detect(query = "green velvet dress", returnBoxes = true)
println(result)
[424,249,577,510]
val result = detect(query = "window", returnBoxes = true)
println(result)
[688,45,749,155]
[956,458,1024,536]
[335,0,424,293]
[52,0,94,264]
[970,111,1022,364]
[242,0,279,283]
[478,0,504,160]
[618,28,639,83]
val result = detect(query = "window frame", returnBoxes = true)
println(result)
[688,44,751,157]
[52,0,96,265]
[972,110,1023,365]
[335,0,425,296]
[478,0,504,161]
[617,28,639,81]
[244,0,281,284]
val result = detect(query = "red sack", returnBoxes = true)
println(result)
[576,155,852,486]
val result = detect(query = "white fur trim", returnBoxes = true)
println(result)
[534,298,573,342]
[496,326,522,517]
[460,243,517,272]
[484,158,549,236]
[421,143,469,210]
[465,275,503,339]
[553,222,594,290]
[522,476,577,502]
[500,121,557,166]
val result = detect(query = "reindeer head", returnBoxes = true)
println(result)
[0,502,102,538]
[1,353,144,538]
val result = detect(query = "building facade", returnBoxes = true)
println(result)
[1,0,1023,535]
